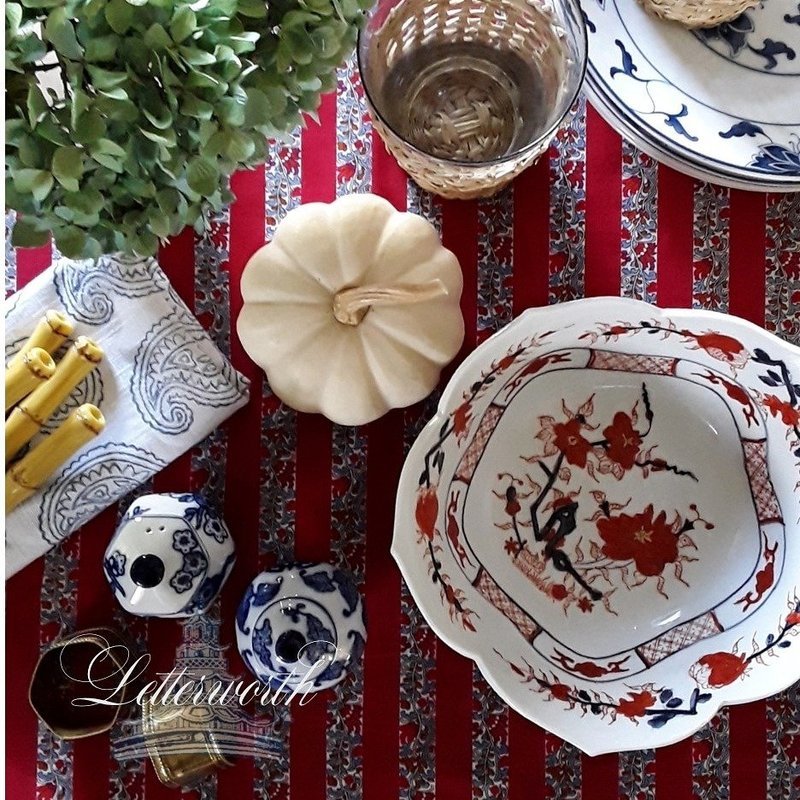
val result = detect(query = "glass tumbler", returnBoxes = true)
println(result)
[357,0,587,199]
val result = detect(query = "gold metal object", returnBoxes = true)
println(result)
[6,404,105,512]
[5,347,56,411]
[142,699,234,788]
[5,336,103,464]
[29,628,136,740]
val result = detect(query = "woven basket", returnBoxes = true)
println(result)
[369,114,551,200]
[636,0,760,28]
[359,0,583,200]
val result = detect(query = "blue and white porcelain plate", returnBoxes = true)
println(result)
[583,0,800,191]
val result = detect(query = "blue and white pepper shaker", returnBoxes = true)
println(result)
[235,563,366,694]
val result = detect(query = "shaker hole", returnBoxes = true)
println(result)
[130,554,165,588]
[275,630,306,663]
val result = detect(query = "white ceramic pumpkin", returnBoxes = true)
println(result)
[237,193,465,426]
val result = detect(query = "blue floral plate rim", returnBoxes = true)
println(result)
[583,0,800,190]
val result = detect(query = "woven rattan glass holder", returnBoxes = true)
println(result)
[636,0,760,28]
[357,0,587,200]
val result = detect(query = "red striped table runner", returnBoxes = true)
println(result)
[6,59,799,800]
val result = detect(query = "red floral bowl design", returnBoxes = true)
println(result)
[393,297,800,754]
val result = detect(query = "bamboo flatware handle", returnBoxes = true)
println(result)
[5,348,56,412]
[7,311,74,370]
[5,337,104,465]
[6,404,105,513]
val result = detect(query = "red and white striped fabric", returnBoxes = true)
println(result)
[6,58,800,800]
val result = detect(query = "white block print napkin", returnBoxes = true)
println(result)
[5,254,249,578]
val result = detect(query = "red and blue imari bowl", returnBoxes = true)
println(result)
[393,297,800,754]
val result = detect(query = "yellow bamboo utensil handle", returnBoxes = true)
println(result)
[6,404,105,513]
[7,311,74,369]
[4,412,40,468]
[5,348,56,412]
[5,337,103,464]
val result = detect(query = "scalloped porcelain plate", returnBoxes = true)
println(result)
[393,298,800,754]
[583,0,800,191]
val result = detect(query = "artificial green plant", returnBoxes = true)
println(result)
[6,0,371,257]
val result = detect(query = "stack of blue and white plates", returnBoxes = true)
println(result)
[584,0,800,191]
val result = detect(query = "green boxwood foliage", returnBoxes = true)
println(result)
[6,0,371,257]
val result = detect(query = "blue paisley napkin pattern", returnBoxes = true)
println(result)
[5,254,249,578]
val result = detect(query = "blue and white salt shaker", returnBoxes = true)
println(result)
[103,493,235,618]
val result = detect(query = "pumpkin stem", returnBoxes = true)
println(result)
[332,280,447,326]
